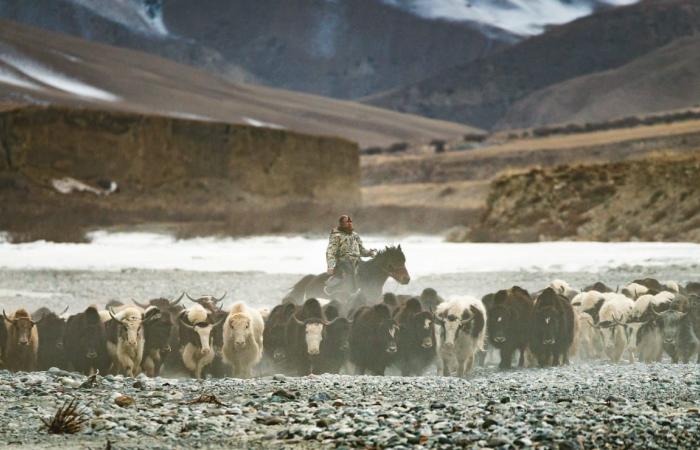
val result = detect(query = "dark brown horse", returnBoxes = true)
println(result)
[288,245,410,303]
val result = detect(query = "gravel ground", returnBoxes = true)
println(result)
[0,267,698,448]
[0,363,698,449]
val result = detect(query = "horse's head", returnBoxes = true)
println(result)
[375,245,410,285]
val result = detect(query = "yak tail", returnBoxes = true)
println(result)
[288,274,316,302]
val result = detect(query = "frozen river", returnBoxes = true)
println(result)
[0,232,698,311]
[1,232,699,275]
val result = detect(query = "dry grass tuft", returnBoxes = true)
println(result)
[188,393,226,407]
[41,398,89,434]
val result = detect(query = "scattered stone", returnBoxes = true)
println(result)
[114,395,135,408]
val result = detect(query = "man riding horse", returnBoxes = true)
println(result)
[325,215,376,297]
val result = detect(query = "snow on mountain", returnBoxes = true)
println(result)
[0,50,118,102]
[383,0,639,35]
[66,0,168,37]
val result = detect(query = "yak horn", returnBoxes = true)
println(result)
[649,305,662,317]
[108,307,125,325]
[292,315,305,326]
[185,292,199,302]
[171,292,185,306]
[612,314,626,326]
[179,314,196,330]
[131,298,150,309]
[2,310,15,324]
[215,292,227,303]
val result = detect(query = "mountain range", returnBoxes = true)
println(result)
[367,0,700,130]
[2,0,699,133]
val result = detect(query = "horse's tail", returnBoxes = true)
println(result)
[287,274,316,302]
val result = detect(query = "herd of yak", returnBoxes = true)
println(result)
[0,277,699,379]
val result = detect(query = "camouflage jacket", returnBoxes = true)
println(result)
[326,228,373,270]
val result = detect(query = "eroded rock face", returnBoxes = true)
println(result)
[0,105,359,241]
[469,156,700,243]
[1,105,358,202]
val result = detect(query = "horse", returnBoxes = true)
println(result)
[288,245,411,303]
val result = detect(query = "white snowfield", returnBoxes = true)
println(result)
[0,67,42,91]
[0,232,698,275]
[386,0,639,35]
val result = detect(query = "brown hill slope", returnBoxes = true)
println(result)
[467,154,700,242]
[0,19,478,148]
[366,0,700,130]
[498,36,700,129]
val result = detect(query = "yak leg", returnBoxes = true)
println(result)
[476,350,486,367]
[441,356,452,376]
[456,357,466,378]
[499,348,514,370]
[464,354,474,375]
[517,347,526,368]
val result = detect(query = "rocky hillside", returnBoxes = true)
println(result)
[0,105,359,242]
[367,0,700,130]
[467,155,700,242]
[498,35,700,129]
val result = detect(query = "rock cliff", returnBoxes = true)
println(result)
[467,155,700,242]
[0,105,359,241]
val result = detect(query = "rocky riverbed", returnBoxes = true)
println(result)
[0,261,698,448]
[0,363,698,449]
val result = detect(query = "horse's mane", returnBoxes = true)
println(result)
[372,245,405,263]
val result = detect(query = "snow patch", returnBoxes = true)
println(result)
[168,111,215,121]
[0,233,697,275]
[243,117,285,130]
[66,0,168,36]
[0,67,41,91]
[0,54,118,102]
[383,0,640,36]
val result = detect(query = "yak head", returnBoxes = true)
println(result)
[109,307,145,347]
[655,310,688,346]
[291,316,332,356]
[591,315,626,354]
[538,310,561,346]
[3,309,40,347]
[227,312,254,348]
[437,311,472,349]
[144,307,173,354]
[180,306,225,355]
[324,317,351,353]
[406,311,435,349]
[487,302,512,346]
